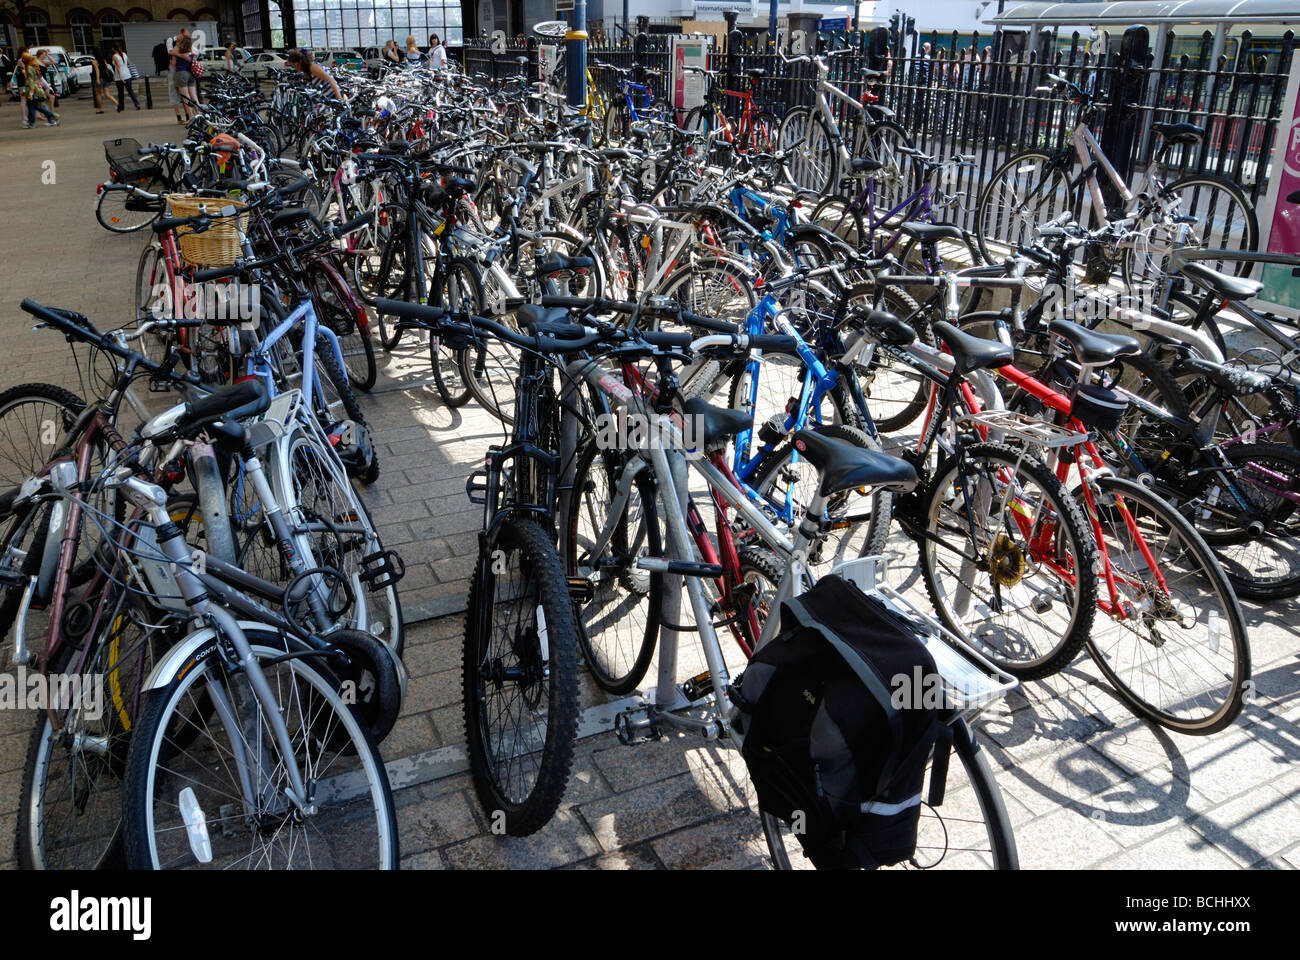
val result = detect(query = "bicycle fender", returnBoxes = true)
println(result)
[142,621,275,691]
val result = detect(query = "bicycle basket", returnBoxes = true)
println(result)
[167,194,249,268]
[104,137,161,184]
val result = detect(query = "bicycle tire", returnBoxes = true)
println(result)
[463,515,579,835]
[974,150,1072,267]
[123,631,399,868]
[857,285,932,434]
[95,185,163,234]
[429,256,482,408]
[1080,474,1249,734]
[919,441,1099,680]
[563,443,663,694]
[0,383,87,491]
[763,718,1018,869]
[312,330,367,427]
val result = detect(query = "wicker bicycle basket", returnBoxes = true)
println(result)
[166,194,248,268]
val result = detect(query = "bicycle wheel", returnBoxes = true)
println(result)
[563,444,662,694]
[1123,174,1259,290]
[0,383,85,490]
[372,222,416,350]
[763,718,1018,869]
[811,195,866,249]
[746,423,893,574]
[899,231,983,312]
[975,150,1072,267]
[920,442,1099,679]
[1081,475,1249,734]
[122,630,399,868]
[352,202,405,307]
[95,185,163,233]
[854,119,916,232]
[792,115,838,195]
[1186,442,1300,602]
[855,285,932,434]
[603,101,630,146]
[428,256,483,408]
[310,331,367,428]
[748,111,780,154]
[134,242,178,365]
[658,257,757,328]
[463,515,579,835]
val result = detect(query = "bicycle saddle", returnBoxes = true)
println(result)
[1179,261,1263,302]
[537,253,596,275]
[849,157,883,173]
[792,429,918,496]
[1046,319,1141,365]
[1154,121,1204,144]
[932,321,1014,374]
[1179,357,1271,397]
[851,308,915,346]
[899,222,964,246]
[269,207,315,231]
[680,396,752,448]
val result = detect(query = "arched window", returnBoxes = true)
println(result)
[99,11,123,47]
[69,10,95,52]
[166,8,194,19]
[23,8,50,47]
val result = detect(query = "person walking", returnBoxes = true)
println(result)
[18,52,58,127]
[428,34,447,71]
[112,44,142,111]
[224,41,243,74]
[285,48,343,100]
[172,37,198,121]
[12,45,28,128]
[167,27,191,124]
[92,46,118,112]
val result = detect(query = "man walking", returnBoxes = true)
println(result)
[166,26,191,123]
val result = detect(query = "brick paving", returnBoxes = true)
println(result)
[0,100,1295,870]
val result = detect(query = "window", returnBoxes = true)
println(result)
[285,1,466,49]
[100,12,124,47]
[23,9,50,47]
[69,11,95,52]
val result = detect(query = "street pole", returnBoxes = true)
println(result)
[566,0,587,108]
[769,0,778,50]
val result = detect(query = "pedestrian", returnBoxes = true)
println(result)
[112,44,142,112]
[224,41,243,74]
[404,36,425,65]
[285,48,343,99]
[167,27,191,124]
[429,33,447,71]
[12,45,28,128]
[33,49,58,109]
[93,46,118,112]
[172,36,198,121]
[382,39,401,65]
[18,52,58,128]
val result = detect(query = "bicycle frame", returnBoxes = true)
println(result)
[247,295,349,416]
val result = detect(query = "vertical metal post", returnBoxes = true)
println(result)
[653,449,689,710]
[769,0,778,52]
[566,0,587,108]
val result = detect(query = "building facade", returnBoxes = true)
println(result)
[1,0,242,53]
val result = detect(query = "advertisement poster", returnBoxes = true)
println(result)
[1256,53,1300,311]
[670,36,710,111]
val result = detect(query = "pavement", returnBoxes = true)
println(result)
[0,99,1295,870]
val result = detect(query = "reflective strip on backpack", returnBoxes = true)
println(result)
[859,792,922,816]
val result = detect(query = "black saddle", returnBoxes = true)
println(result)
[792,429,917,496]
[932,321,1014,374]
[516,304,588,340]
[269,207,315,231]
[899,221,964,245]
[537,253,596,275]
[1179,261,1263,301]
[680,396,752,448]
[1047,319,1141,365]
[853,308,915,346]
[1180,357,1271,397]
[1154,121,1204,144]
[849,157,883,173]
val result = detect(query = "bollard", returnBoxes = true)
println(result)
[145,76,153,109]
[93,78,102,111]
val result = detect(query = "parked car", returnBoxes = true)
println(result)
[71,55,96,87]
[315,48,364,71]
[241,50,287,78]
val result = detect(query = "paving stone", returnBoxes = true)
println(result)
[1188,785,1300,868]
[441,808,601,868]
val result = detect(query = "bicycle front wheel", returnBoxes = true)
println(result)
[123,632,399,868]
[763,718,1018,869]
[463,516,579,835]
[1082,475,1249,734]
[920,442,1099,679]
[95,185,163,233]
[975,150,1072,266]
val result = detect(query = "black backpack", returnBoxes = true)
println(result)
[731,574,946,869]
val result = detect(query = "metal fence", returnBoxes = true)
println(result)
[458,25,1294,235]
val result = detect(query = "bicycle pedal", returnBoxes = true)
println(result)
[614,705,662,745]
[358,549,405,590]
[681,671,713,702]
[567,577,594,603]
[465,469,489,504]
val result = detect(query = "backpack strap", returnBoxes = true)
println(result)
[927,723,954,807]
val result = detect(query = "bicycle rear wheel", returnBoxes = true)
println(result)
[1081,475,1249,734]
[975,150,1072,266]
[763,718,1018,869]
[95,185,163,233]
[463,516,579,835]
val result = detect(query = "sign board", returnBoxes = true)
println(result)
[817,17,849,30]
[670,35,710,111]
[490,31,506,55]
[555,0,574,10]
[1256,52,1300,311]
[538,44,558,82]
[694,1,758,20]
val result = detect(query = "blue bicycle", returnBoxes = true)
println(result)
[596,60,669,147]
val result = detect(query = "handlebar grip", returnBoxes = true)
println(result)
[640,330,694,349]
[749,335,801,353]
[375,298,450,323]
[192,264,242,282]
[679,311,739,334]
[538,295,599,310]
